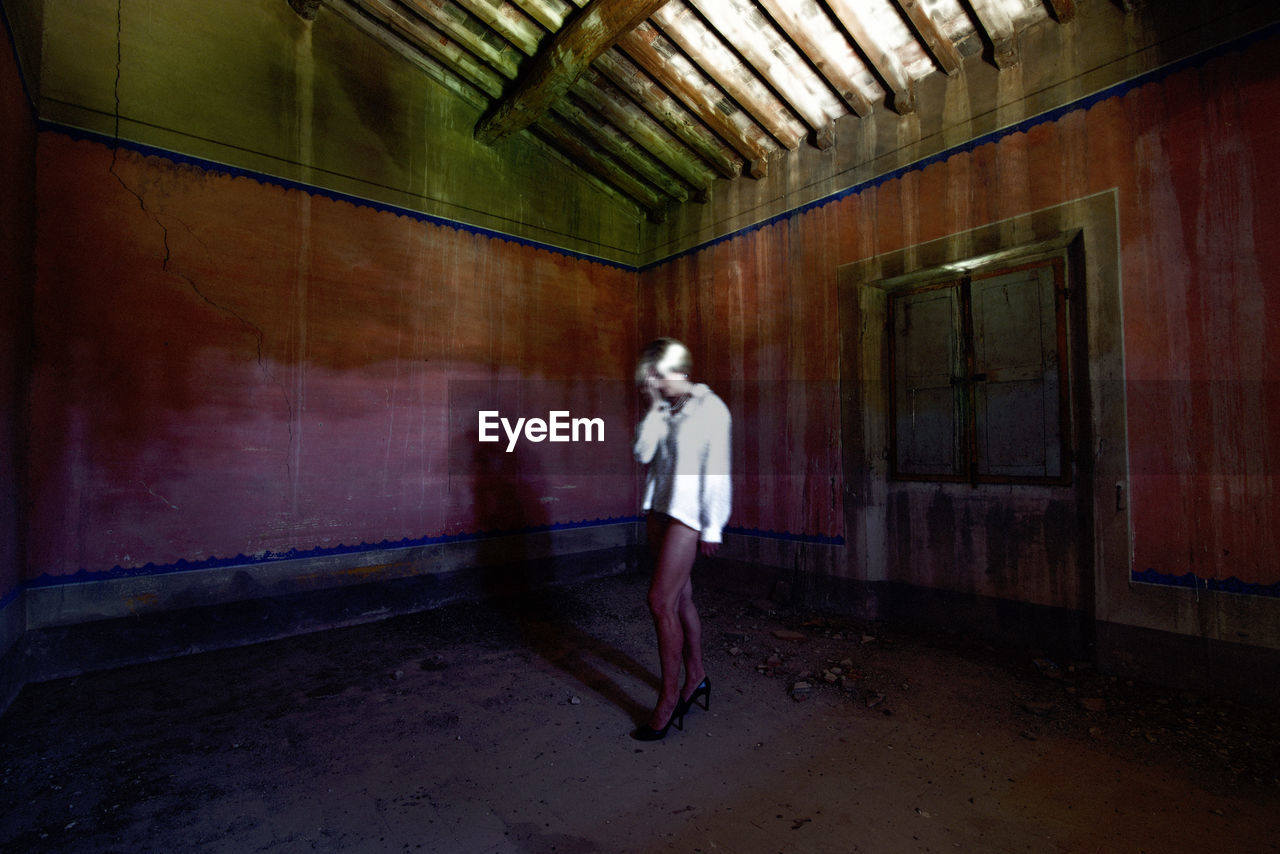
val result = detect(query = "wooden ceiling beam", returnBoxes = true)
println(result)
[402,0,522,79]
[592,53,743,180]
[1043,0,1076,23]
[475,0,672,145]
[617,25,775,177]
[645,10,803,152]
[341,0,656,214]
[533,113,669,218]
[964,0,1020,69]
[514,0,568,32]
[447,0,544,55]
[351,0,506,98]
[893,0,963,76]
[444,0,714,195]
[570,75,718,193]
[755,0,875,118]
[554,96,689,203]
[658,1,834,149]
[824,0,916,115]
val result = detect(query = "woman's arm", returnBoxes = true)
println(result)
[697,396,732,547]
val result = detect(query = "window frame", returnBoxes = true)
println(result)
[887,256,1072,487]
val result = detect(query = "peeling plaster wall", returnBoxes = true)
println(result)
[28,133,640,586]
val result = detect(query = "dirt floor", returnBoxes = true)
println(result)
[1,569,1278,853]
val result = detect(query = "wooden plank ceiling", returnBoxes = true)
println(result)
[291,0,1077,220]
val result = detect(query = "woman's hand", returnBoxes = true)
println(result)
[644,375,665,411]
[699,540,719,558]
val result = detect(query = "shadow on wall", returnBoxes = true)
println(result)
[472,433,654,725]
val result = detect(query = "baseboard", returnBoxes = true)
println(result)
[21,545,635,686]
[704,560,1280,704]
[0,590,25,717]
[8,548,1277,718]
[1096,620,1280,705]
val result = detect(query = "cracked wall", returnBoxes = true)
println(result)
[27,133,639,582]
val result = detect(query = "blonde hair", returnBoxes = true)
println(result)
[635,337,692,386]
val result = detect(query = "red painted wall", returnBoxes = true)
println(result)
[20,29,1280,606]
[27,135,638,580]
[1,22,35,602]
[641,35,1280,592]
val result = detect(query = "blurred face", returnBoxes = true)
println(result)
[646,365,688,400]
[638,341,692,401]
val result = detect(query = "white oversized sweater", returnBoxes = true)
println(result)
[633,383,732,543]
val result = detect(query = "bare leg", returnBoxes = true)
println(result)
[677,576,706,701]
[644,514,700,729]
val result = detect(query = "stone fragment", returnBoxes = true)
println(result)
[773,630,806,641]
[1022,701,1056,716]
[1080,697,1107,713]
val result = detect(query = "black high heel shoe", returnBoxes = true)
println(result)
[630,704,684,741]
[680,677,711,715]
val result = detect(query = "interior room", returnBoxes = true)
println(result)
[2,0,1277,850]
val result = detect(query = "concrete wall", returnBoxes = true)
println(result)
[639,13,1280,697]
[0,2,37,710]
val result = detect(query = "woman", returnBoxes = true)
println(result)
[631,338,732,741]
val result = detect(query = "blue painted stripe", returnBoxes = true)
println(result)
[22,520,842,589]
[724,526,845,546]
[24,516,643,589]
[39,121,637,273]
[1131,568,1280,599]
